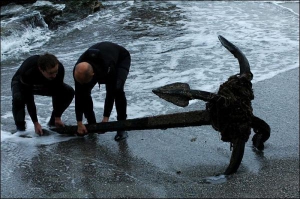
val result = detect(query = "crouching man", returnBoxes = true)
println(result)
[73,42,131,141]
[11,53,74,135]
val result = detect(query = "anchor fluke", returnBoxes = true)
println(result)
[152,82,191,107]
[218,35,252,80]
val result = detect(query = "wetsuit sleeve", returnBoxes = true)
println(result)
[47,62,65,93]
[55,62,65,84]
[25,91,38,123]
[18,56,39,87]
[74,80,86,122]
[74,79,96,122]
[20,73,37,123]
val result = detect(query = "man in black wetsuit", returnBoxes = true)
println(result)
[73,42,130,141]
[11,53,74,135]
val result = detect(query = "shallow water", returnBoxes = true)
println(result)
[1,1,298,132]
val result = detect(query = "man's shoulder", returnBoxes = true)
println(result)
[25,55,40,61]
[19,55,40,72]
[58,61,65,69]
[91,41,121,49]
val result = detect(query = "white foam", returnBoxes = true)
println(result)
[1,27,52,61]
[1,122,76,145]
[33,0,65,10]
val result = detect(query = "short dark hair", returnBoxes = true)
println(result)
[38,53,59,71]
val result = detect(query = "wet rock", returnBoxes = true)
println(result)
[0,0,37,7]
[36,0,104,30]
[1,0,104,30]
[31,5,63,29]
[1,11,47,37]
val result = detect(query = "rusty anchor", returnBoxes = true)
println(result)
[49,35,270,175]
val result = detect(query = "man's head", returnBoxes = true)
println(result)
[38,53,59,80]
[74,62,94,84]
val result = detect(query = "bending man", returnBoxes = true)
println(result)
[11,53,75,135]
[73,42,131,141]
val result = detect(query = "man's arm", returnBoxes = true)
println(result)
[74,80,88,135]
[74,80,86,122]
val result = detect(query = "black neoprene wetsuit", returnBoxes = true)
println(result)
[73,42,131,123]
[11,55,74,126]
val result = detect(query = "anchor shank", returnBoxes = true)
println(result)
[50,110,210,135]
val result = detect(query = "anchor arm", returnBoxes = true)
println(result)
[218,35,253,80]
[152,82,224,107]
[189,89,223,102]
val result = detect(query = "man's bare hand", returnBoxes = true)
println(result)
[77,122,88,135]
[34,122,43,136]
[54,117,65,128]
[102,117,109,123]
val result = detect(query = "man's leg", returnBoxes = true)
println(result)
[50,83,75,125]
[12,99,26,131]
[114,55,130,141]
[11,82,26,131]
[114,89,128,141]
[83,95,96,124]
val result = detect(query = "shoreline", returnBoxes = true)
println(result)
[275,1,299,14]
[282,1,299,13]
